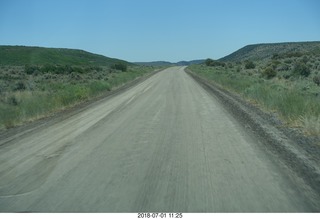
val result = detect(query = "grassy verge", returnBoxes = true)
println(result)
[188,64,320,136]
[0,65,161,130]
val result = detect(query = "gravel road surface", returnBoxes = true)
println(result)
[0,67,318,212]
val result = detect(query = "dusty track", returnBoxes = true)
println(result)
[0,67,319,212]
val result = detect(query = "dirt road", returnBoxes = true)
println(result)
[0,67,318,212]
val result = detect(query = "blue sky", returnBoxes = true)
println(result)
[0,0,320,62]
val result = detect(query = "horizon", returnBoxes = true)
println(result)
[3,40,320,63]
[1,0,320,62]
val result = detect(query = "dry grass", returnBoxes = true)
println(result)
[0,65,159,130]
[188,64,320,136]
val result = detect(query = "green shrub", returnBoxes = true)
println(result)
[205,58,214,66]
[41,64,56,73]
[72,66,85,74]
[313,75,320,86]
[284,59,292,64]
[85,66,103,72]
[263,67,277,79]
[25,65,41,75]
[205,58,225,67]
[271,60,281,67]
[41,65,85,74]
[7,95,19,105]
[272,53,280,60]
[112,63,127,72]
[245,60,255,69]
[277,64,289,71]
[293,62,311,77]
[0,104,19,129]
[284,52,303,58]
[14,81,27,91]
[301,56,309,64]
[89,81,111,95]
[283,73,291,79]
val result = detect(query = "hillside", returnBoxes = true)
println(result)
[220,41,320,62]
[0,45,130,66]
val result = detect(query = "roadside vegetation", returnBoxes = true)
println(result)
[0,63,159,130]
[188,50,320,136]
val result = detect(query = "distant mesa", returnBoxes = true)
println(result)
[134,59,205,66]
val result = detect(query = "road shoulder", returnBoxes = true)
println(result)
[0,68,164,147]
[185,68,320,207]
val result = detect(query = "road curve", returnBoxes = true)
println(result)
[0,67,317,212]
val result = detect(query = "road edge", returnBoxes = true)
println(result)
[0,68,165,146]
[185,68,320,199]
